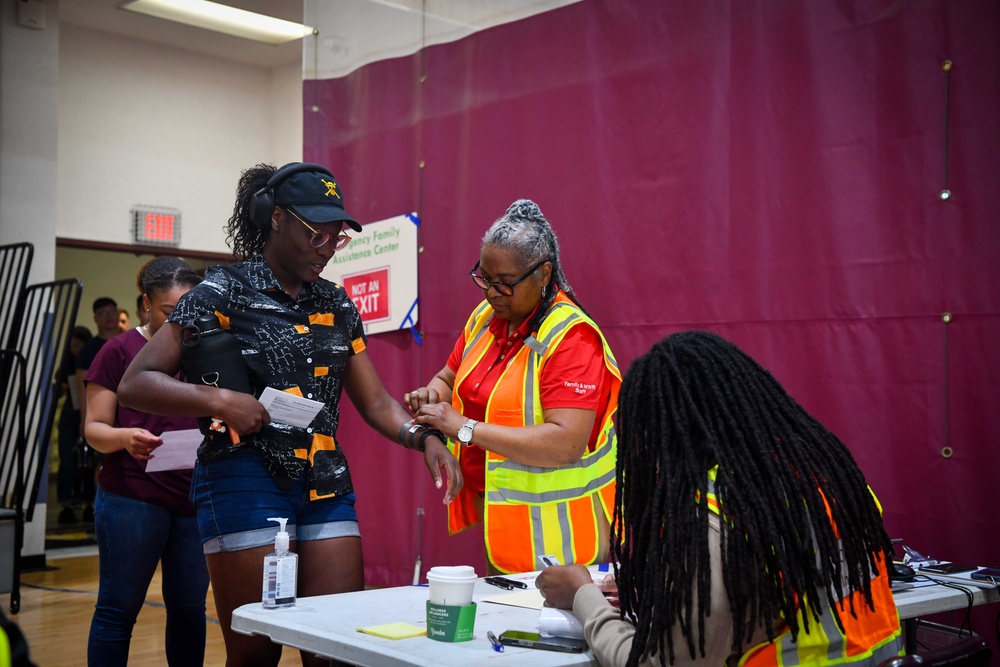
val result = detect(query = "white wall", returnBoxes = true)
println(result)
[269,61,305,169]
[0,0,61,559]
[0,0,60,286]
[57,23,303,253]
[0,2,304,558]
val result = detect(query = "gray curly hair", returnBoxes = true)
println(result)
[481,199,587,333]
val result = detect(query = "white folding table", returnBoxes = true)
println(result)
[232,570,999,666]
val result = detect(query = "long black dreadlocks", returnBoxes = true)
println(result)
[226,163,277,260]
[480,199,590,335]
[611,331,893,667]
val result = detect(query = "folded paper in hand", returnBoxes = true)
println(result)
[258,387,324,428]
[145,429,202,472]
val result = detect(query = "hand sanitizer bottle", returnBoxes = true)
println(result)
[262,517,297,609]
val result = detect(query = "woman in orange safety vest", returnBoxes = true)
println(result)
[406,199,621,574]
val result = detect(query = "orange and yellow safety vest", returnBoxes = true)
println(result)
[447,292,621,574]
[699,467,904,667]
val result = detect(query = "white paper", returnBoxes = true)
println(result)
[259,387,324,428]
[145,429,203,472]
[481,588,546,610]
[538,606,585,639]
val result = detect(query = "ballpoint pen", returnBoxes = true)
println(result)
[487,630,504,652]
[484,577,514,590]
[491,576,527,589]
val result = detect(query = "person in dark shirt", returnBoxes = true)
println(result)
[75,297,121,399]
[55,325,92,524]
[119,162,463,667]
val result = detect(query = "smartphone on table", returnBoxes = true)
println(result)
[970,567,1000,581]
[919,562,978,575]
[499,630,588,653]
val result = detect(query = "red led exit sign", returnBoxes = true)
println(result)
[131,205,181,247]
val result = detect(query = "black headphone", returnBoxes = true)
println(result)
[249,162,334,231]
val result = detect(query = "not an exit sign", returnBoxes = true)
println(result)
[131,205,181,247]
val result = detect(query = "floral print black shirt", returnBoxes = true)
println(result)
[168,254,367,499]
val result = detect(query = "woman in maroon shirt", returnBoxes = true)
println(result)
[84,257,207,666]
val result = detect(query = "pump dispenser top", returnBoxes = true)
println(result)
[262,516,297,608]
[268,517,290,553]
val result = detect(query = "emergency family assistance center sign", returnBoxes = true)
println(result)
[321,214,418,336]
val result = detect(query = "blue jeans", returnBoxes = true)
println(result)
[87,487,210,666]
[192,448,359,554]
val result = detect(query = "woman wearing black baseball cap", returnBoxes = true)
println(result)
[120,162,462,666]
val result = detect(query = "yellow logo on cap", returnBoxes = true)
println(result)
[322,178,341,199]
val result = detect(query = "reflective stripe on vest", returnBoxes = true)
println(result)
[701,468,903,667]
[486,433,616,504]
[461,300,494,358]
[449,292,621,572]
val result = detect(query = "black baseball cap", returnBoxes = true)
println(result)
[274,167,362,232]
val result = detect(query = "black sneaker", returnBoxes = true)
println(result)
[82,506,94,523]
[57,506,77,524]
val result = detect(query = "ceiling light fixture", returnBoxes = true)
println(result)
[119,0,315,45]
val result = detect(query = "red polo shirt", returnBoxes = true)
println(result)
[446,306,612,493]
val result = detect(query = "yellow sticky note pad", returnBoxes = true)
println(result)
[356,622,427,640]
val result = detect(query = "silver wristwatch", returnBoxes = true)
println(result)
[457,419,478,446]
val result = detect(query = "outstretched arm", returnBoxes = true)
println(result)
[344,350,463,504]
[538,518,745,667]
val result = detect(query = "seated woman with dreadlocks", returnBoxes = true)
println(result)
[536,331,902,667]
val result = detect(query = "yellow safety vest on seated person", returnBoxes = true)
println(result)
[448,291,622,574]
[699,467,904,667]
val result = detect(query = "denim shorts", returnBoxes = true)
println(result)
[191,448,360,554]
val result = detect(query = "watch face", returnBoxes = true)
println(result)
[458,419,476,445]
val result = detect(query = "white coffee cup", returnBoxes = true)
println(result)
[426,565,477,606]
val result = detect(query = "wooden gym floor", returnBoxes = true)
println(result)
[4,550,301,666]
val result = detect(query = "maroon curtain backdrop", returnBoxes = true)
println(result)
[304,0,998,622]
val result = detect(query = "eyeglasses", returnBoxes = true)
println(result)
[284,208,352,250]
[470,260,547,296]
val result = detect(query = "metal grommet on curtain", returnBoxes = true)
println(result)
[940,60,953,199]
[940,312,952,461]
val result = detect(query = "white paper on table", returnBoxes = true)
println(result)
[145,429,203,472]
[258,387,324,428]
[539,606,585,639]
[481,588,546,610]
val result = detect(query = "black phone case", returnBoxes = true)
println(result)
[970,568,1000,580]
[499,634,587,653]
[921,563,978,574]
